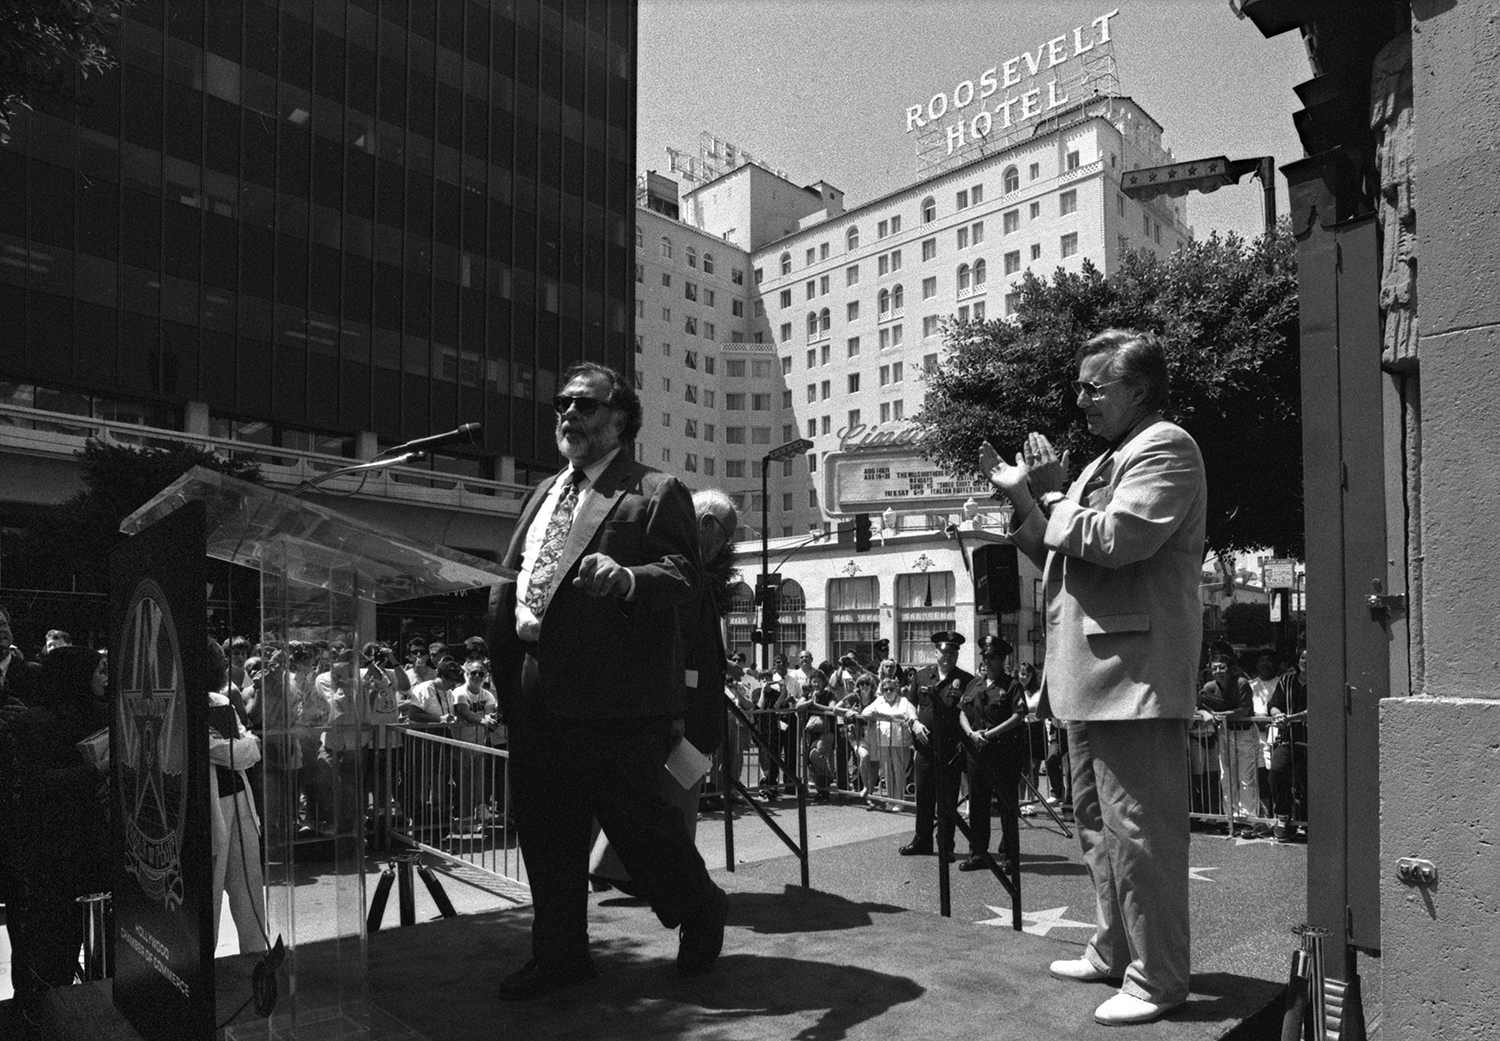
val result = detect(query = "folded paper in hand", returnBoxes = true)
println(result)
[664,737,710,790]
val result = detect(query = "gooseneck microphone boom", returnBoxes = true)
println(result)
[376,422,482,458]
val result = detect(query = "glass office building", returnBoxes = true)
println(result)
[0,0,637,484]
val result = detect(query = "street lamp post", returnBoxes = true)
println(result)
[759,438,814,671]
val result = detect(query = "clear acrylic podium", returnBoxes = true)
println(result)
[122,466,510,1040]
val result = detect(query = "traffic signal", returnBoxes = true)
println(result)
[854,513,872,552]
[757,573,780,644]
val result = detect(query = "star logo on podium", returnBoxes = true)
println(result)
[977,904,1094,936]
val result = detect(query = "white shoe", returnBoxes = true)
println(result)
[1093,992,1180,1026]
[1049,956,1117,982]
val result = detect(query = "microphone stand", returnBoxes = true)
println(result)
[290,451,426,496]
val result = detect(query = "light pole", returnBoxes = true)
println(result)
[759,437,814,671]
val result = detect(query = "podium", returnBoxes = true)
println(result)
[117,466,510,1041]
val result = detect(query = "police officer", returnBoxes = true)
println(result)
[898,631,973,859]
[957,635,1026,872]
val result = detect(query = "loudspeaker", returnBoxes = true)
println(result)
[973,543,1021,613]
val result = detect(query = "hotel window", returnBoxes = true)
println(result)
[891,249,902,272]
[781,252,792,275]
[686,246,697,268]
[806,384,816,403]
[752,358,774,377]
[956,226,969,249]
[972,184,983,204]
[784,492,794,511]
[1066,150,1080,171]
[1117,195,1126,217]
[892,361,904,382]
[662,412,672,427]
[1005,291,1020,315]
[1004,250,1020,275]
[704,458,716,476]
[782,356,793,375]
[922,276,937,299]
[753,267,763,283]
[956,188,969,209]
[732,299,744,316]
[662,342,672,356]
[973,260,987,288]
[820,242,830,260]
[684,453,698,472]
[1003,166,1019,193]
[685,350,699,370]
[726,393,745,410]
[848,336,861,357]
[732,267,744,284]
[779,288,792,308]
[845,408,860,429]
[1003,209,1020,234]
[752,394,771,411]
[635,264,643,283]
[1029,201,1040,219]
[806,418,817,438]
[897,572,956,666]
[957,305,970,322]
[662,273,671,287]
[684,317,698,335]
[1059,190,1077,216]
[922,238,937,261]
[806,280,816,300]
[704,253,716,274]
[820,274,830,295]
[828,576,880,664]
[1030,243,1041,260]
[754,300,765,316]
[725,358,746,377]
[661,236,673,259]
[973,301,986,321]
[892,284,904,311]
[848,373,861,393]
[684,282,698,301]
[924,353,939,373]
[635,336,644,354]
[893,400,905,420]
[817,380,830,400]
[662,377,672,392]
[847,301,859,321]
[971,221,984,245]
[846,264,860,286]
[806,313,819,341]
[705,389,716,406]
[1144,214,1152,236]
[806,247,816,265]
[820,307,831,334]
[661,448,671,463]
[807,348,818,368]
[922,315,940,338]
[704,421,716,440]
[1028,161,1040,179]
[705,289,716,308]
[878,254,890,276]
[1061,232,1079,257]
[636,225,644,248]
[781,322,793,342]
[636,300,644,317]
[957,263,971,293]
[891,215,902,233]
[725,460,745,478]
[878,218,890,238]
[879,364,891,385]
[878,289,890,318]
[921,196,936,223]
[1154,224,1162,245]
[879,402,891,422]
[783,389,791,407]
[821,415,831,434]
[847,226,860,250]
[809,488,819,508]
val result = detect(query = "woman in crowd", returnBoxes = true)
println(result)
[795,669,837,800]
[839,673,880,803]
[861,677,917,808]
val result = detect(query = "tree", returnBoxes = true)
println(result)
[914,226,1302,559]
[1222,602,1276,648]
[0,1,129,143]
[10,438,261,596]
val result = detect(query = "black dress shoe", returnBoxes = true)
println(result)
[898,841,934,856]
[497,956,598,1001]
[677,886,728,976]
[957,855,991,872]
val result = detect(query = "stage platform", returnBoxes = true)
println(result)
[2,866,1285,1041]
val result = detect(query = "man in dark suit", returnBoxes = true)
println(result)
[899,631,973,860]
[486,362,727,1000]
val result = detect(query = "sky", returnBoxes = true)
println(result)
[637,0,1312,241]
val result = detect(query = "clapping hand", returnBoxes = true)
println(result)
[1021,432,1070,496]
[979,440,1029,497]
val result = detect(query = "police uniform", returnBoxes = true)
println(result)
[958,635,1025,870]
[898,631,973,857]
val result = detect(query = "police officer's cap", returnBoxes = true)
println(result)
[930,630,965,650]
[978,635,1013,658]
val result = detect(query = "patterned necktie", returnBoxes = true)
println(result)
[524,470,583,617]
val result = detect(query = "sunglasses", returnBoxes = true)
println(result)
[552,395,611,416]
[1071,377,1127,400]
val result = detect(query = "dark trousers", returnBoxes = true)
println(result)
[912,735,963,852]
[1269,741,1307,821]
[1045,723,1072,807]
[967,742,1023,856]
[510,659,718,964]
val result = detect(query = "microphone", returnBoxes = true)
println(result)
[376,422,482,459]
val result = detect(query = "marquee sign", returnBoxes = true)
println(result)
[823,443,992,518]
[905,9,1121,171]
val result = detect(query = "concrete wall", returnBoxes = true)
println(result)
[1382,4,1500,1038]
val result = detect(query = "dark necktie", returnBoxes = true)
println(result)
[524,470,583,617]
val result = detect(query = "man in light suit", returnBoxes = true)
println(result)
[486,362,727,1000]
[981,329,1206,1027]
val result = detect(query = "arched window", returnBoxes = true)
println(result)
[780,252,792,275]
[702,251,715,274]
[957,263,972,292]
[892,284,904,310]
[819,307,831,332]
[846,226,860,250]
[635,224,643,248]
[921,196,936,223]
[685,245,697,268]
[878,288,891,317]
[807,312,819,338]
[973,259,987,287]
[660,236,673,259]
[727,581,756,658]
[1003,166,1019,193]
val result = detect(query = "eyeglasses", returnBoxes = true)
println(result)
[1071,377,1127,400]
[552,395,611,416]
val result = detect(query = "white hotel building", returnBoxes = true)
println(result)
[631,96,1191,669]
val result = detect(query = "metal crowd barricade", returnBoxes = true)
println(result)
[380,723,528,899]
[1188,714,1307,838]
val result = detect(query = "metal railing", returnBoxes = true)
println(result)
[1189,713,1308,838]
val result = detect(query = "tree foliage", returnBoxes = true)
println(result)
[0,1,129,143]
[914,226,1301,559]
[11,438,261,594]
